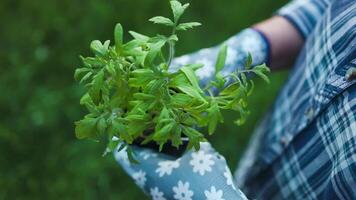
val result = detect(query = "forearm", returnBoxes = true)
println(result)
[171,16,304,88]
[253,16,304,70]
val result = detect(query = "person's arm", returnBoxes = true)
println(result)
[255,0,332,69]
[172,0,331,74]
[253,16,304,69]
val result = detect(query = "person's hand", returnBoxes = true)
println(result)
[114,142,248,200]
[169,28,269,88]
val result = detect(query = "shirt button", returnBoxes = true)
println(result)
[280,137,288,147]
[345,67,356,81]
[305,107,314,121]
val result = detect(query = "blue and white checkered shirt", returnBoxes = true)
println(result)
[235,0,356,199]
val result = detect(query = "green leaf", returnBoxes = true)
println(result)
[245,53,252,69]
[171,93,193,107]
[74,68,90,81]
[253,64,270,83]
[125,114,148,121]
[182,126,203,138]
[126,146,139,164]
[170,0,189,23]
[215,43,227,73]
[177,85,206,103]
[185,63,204,71]
[176,22,201,31]
[234,106,250,126]
[75,117,98,139]
[79,72,93,84]
[121,39,146,56]
[149,16,174,26]
[79,93,93,105]
[89,70,105,104]
[114,23,123,52]
[129,69,156,87]
[105,61,116,76]
[213,72,226,89]
[240,72,247,86]
[97,117,107,135]
[220,82,239,96]
[80,56,104,68]
[144,40,166,66]
[111,119,133,143]
[133,93,156,100]
[103,40,110,50]
[180,66,203,93]
[181,116,196,126]
[168,34,179,42]
[171,125,182,148]
[145,79,164,95]
[127,121,148,138]
[247,80,255,96]
[129,31,149,42]
[254,70,270,83]
[254,63,270,73]
[90,40,110,56]
[169,73,189,88]
[153,122,175,141]
[206,102,223,135]
[182,126,203,150]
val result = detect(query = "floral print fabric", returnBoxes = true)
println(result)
[114,142,248,200]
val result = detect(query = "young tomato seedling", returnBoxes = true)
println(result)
[74,0,270,161]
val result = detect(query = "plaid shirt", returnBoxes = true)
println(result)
[235,0,356,199]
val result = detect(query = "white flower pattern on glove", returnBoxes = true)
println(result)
[189,150,215,176]
[150,187,167,200]
[139,151,157,160]
[173,181,194,200]
[156,159,181,177]
[132,170,147,188]
[115,143,248,200]
[204,186,225,200]
[224,166,236,190]
[139,151,151,160]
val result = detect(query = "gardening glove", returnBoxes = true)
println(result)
[170,28,270,88]
[114,142,248,200]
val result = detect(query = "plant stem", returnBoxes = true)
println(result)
[167,27,176,67]
[168,42,175,66]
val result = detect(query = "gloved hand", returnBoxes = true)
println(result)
[169,28,269,88]
[114,142,248,200]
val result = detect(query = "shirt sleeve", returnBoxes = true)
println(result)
[276,0,332,39]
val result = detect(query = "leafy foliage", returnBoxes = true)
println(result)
[74,0,270,158]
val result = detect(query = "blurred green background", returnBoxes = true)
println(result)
[0,0,289,199]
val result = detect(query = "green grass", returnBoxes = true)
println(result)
[0,0,287,199]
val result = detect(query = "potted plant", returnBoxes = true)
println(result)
[74,0,270,161]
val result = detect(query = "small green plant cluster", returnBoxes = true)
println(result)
[74,0,269,160]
